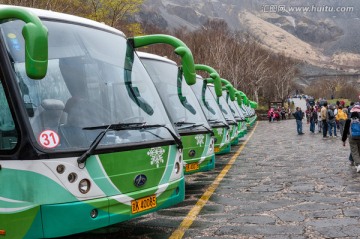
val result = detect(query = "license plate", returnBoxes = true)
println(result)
[214,147,220,153]
[186,162,199,172]
[131,195,157,214]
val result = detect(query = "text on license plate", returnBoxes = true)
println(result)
[186,162,199,172]
[131,195,157,214]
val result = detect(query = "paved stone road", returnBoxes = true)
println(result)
[65,119,360,239]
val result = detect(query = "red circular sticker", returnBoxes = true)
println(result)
[39,130,60,148]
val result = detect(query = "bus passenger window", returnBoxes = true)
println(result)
[0,82,18,150]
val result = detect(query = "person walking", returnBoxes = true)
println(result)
[309,107,317,133]
[327,105,337,137]
[321,102,328,138]
[293,107,304,135]
[317,107,322,133]
[348,102,355,118]
[342,105,360,171]
[281,107,286,120]
[305,106,311,124]
[268,108,274,122]
[334,105,339,130]
[336,105,348,136]
[288,107,292,119]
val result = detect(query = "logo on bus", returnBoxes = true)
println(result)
[195,134,205,146]
[147,147,165,168]
[134,174,147,187]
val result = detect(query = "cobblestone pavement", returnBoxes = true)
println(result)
[65,119,360,239]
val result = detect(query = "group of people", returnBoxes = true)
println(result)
[293,100,349,137]
[267,107,291,122]
[293,100,360,172]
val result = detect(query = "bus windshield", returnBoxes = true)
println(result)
[240,104,250,117]
[225,91,242,120]
[190,79,227,126]
[1,20,174,151]
[140,58,210,132]
[233,100,246,120]
[210,87,236,124]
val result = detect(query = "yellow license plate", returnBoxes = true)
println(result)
[186,162,199,172]
[214,147,220,153]
[131,195,157,214]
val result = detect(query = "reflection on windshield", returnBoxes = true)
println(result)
[125,47,154,115]
[233,101,245,120]
[140,58,210,131]
[190,79,227,126]
[177,69,196,114]
[1,20,174,151]
[210,86,236,123]
[225,91,242,120]
[240,104,250,117]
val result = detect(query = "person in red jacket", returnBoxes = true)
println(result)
[268,108,274,122]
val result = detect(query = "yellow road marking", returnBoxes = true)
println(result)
[169,122,258,239]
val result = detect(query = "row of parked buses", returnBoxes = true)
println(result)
[0,5,257,239]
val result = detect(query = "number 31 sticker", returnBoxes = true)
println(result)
[39,130,60,148]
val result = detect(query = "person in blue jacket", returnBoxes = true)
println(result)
[293,107,304,135]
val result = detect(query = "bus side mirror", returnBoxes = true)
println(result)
[0,7,48,79]
[22,22,48,79]
[210,73,222,97]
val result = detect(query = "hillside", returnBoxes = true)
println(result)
[139,0,360,77]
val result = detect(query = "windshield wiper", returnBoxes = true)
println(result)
[78,123,182,165]
[176,122,214,136]
[208,119,230,129]
[225,118,237,124]
[83,122,145,131]
[178,123,215,136]
[77,124,112,164]
[178,123,203,130]
[202,124,215,136]
[174,121,196,127]
[234,116,244,122]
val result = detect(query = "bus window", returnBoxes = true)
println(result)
[0,80,18,150]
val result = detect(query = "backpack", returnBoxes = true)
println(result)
[328,110,335,120]
[312,111,318,121]
[350,118,360,140]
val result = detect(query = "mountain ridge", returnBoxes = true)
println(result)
[139,0,360,77]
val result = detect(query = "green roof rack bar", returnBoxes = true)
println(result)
[129,34,196,85]
[220,78,235,101]
[194,64,222,97]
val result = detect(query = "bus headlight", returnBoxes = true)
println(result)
[174,162,180,174]
[79,179,91,194]
[208,138,214,154]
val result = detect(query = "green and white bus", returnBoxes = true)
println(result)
[209,85,238,149]
[0,6,184,238]
[223,87,245,143]
[138,52,215,174]
[234,92,248,138]
[237,91,257,127]
[190,75,231,155]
